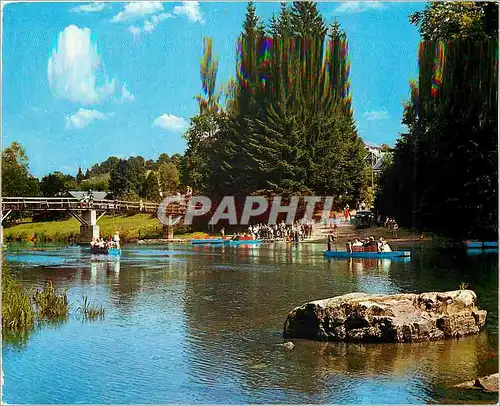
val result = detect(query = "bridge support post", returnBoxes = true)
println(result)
[79,210,100,243]
[162,222,174,240]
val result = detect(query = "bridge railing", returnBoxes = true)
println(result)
[1,197,185,215]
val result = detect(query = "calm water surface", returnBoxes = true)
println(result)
[2,242,498,404]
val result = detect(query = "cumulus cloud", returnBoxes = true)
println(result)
[335,1,384,13]
[118,1,203,36]
[119,83,135,103]
[65,108,109,129]
[129,12,174,35]
[153,114,189,132]
[363,110,390,121]
[70,3,109,13]
[48,25,119,105]
[173,1,204,23]
[111,1,163,22]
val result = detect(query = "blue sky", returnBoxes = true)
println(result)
[2,1,424,178]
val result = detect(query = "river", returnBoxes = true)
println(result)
[2,242,498,404]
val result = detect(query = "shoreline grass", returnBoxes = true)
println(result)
[4,214,165,243]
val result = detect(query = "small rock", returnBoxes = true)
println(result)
[283,341,295,350]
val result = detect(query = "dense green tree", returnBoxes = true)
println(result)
[141,171,161,201]
[409,1,498,40]
[290,1,327,38]
[182,1,367,204]
[76,167,84,184]
[40,172,76,196]
[79,175,109,192]
[109,159,145,198]
[2,142,40,197]
[377,2,498,239]
[86,156,119,178]
[158,162,181,195]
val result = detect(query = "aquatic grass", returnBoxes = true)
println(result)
[1,262,35,330]
[76,295,105,320]
[32,281,69,320]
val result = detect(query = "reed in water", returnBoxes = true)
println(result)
[76,295,105,320]
[32,281,69,320]
[2,262,35,330]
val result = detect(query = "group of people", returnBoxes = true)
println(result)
[90,232,121,250]
[220,221,313,242]
[344,236,392,253]
[384,218,399,237]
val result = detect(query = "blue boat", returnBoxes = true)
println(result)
[465,240,484,249]
[464,240,499,249]
[91,247,121,255]
[190,238,225,245]
[323,250,411,259]
[225,239,262,246]
[467,248,498,256]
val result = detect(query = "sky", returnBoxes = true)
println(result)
[2,1,425,178]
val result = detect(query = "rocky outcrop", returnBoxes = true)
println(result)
[454,373,499,392]
[283,290,487,343]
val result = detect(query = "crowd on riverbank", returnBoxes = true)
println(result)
[234,221,314,242]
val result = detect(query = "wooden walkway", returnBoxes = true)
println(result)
[1,197,185,216]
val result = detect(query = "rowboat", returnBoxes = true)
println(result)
[464,240,498,249]
[466,248,498,256]
[91,247,122,255]
[323,250,411,258]
[225,239,262,245]
[190,238,225,245]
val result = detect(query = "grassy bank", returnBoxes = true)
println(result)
[4,214,166,243]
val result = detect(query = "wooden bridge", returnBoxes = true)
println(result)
[1,197,186,243]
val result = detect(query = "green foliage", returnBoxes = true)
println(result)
[80,174,109,191]
[85,156,119,178]
[32,281,69,320]
[76,295,105,320]
[142,171,161,201]
[109,158,146,198]
[2,260,35,330]
[2,142,40,197]
[409,2,498,40]
[377,3,498,240]
[158,162,181,195]
[40,171,77,196]
[181,1,367,204]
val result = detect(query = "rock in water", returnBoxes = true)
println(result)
[455,373,499,392]
[283,341,295,350]
[283,290,487,343]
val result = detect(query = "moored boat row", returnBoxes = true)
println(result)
[464,240,498,249]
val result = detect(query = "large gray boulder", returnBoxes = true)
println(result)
[283,290,487,342]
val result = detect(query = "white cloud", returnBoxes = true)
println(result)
[153,114,189,132]
[119,83,135,103]
[112,2,164,22]
[129,12,174,35]
[173,1,204,23]
[364,110,390,121]
[65,108,109,130]
[70,3,109,13]
[335,2,384,13]
[48,25,118,105]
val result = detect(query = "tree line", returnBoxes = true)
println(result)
[1,141,184,201]
[376,1,498,239]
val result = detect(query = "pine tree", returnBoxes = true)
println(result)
[76,167,84,184]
